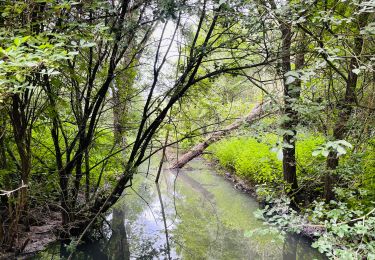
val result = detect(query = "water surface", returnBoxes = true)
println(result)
[36,158,324,260]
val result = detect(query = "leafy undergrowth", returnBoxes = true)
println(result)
[254,196,375,259]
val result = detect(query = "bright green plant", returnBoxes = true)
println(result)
[234,138,281,183]
[209,134,325,184]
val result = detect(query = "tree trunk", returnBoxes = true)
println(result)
[85,149,90,201]
[155,129,169,183]
[109,208,130,260]
[324,13,368,202]
[9,94,31,224]
[43,74,72,226]
[0,114,7,170]
[324,56,360,201]
[324,150,338,202]
[112,81,128,148]
[0,113,7,245]
[280,25,305,193]
[170,102,269,169]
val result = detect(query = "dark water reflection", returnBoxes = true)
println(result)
[35,158,324,260]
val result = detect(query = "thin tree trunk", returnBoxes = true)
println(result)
[43,74,71,226]
[155,130,169,183]
[0,114,7,245]
[0,115,6,170]
[170,102,269,169]
[9,94,31,225]
[280,24,305,194]
[85,149,90,202]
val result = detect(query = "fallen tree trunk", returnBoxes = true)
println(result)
[170,101,270,169]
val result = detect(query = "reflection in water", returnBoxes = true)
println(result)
[108,208,130,260]
[35,158,325,260]
[156,183,171,260]
[283,234,297,260]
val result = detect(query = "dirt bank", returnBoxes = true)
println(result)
[1,208,61,259]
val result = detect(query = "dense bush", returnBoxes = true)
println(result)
[208,134,325,184]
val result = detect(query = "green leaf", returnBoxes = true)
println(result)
[277,149,283,161]
[336,140,352,148]
[312,150,321,157]
[336,145,346,155]
[15,73,25,82]
[322,150,329,157]
[22,36,30,43]
[285,76,296,85]
[285,71,299,77]
[14,38,21,46]
[352,68,360,75]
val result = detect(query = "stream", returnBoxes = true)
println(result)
[35,158,324,259]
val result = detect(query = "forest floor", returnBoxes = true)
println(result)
[22,210,61,255]
[1,208,61,259]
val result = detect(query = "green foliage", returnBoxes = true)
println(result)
[312,140,353,158]
[254,195,375,259]
[360,139,375,202]
[0,34,72,100]
[209,134,325,183]
[309,202,375,259]
[0,0,373,256]
[295,134,326,173]
[234,138,281,183]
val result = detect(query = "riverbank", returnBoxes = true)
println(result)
[203,136,375,258]
[166,145,326,239]
[204,159,257,197]
[9,151,322,259]
[0,209,61,259]
[203,156,326,238]
[33,155,325,259]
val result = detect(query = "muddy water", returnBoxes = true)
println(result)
[36,158,324,259]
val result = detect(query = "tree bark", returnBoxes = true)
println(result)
[155,129,169,182]
[280,21,296,191]
[0,114,6,170]
[112,81,129,148]
[170,102,269,169]
[324,12,368,202]
[280,25,305,193]
[9,94,32,223]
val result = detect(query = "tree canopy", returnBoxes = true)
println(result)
[0,0,374,258]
